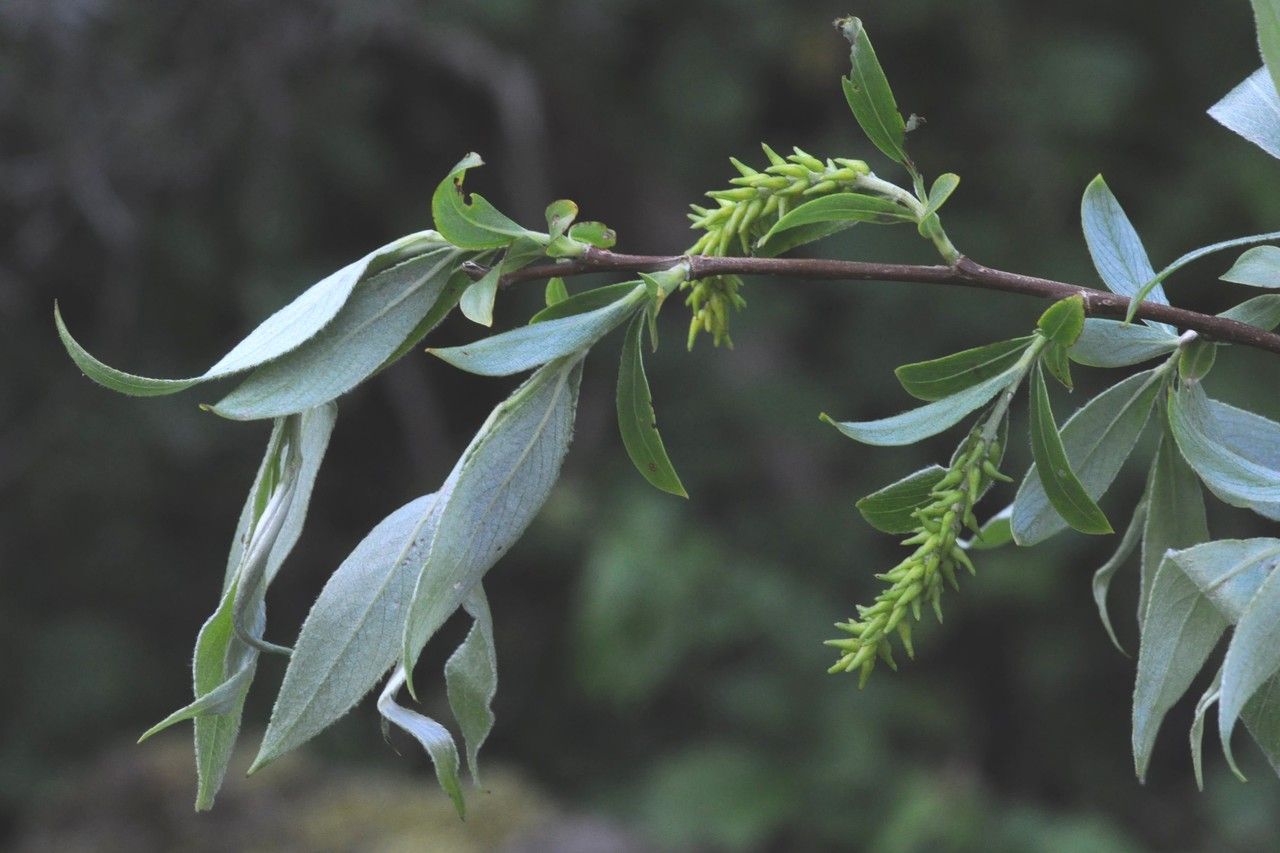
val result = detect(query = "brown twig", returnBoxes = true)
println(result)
[463,249,1280,356]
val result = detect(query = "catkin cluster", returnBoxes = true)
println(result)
[683,145,871,347]
[827,428,1010,685]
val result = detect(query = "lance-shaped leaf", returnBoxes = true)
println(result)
[1219,294,1280,330]
[1069,319,1178,368]
[1140,429,1209,623]
[920,174,960,220]
[1126,231,1280,324]
[378,668,466,818]
[530,282,639,324]
[431,284,644,376]
[211,247,470,420]
[894,336,1032,401]
[459,237,546,328]
[1093,495,1148,655]
[1221,564,1280,772]
[760,193,913,247]
[1169,385,1280,511]
[55,232,448,397]
[1080,176,1175,334]
[1209,67,1280,160]
[1223,245,1280,288]
[1026,364,1112,536]
[836,16,908,164]
[822,364,1020,448]
[616,313,687,497]
[1133,556,1228,782]
[857,465,947,534]
[402,356,584,695]
[252,491,441,770]
[430,153,543,250]
[1037,296,1086,347]
[1011,369,1160,545]
[444,588,497,785]
[1252,0,1280,97]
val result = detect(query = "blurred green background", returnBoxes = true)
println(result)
[6,0,1280,849]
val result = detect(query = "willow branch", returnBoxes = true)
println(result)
[465,249,1280,356]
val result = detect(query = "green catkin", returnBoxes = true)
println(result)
[826,426,1009,683]
[683,145,873,348]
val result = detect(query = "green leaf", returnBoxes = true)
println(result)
[545,199,578,240]
[1026,364,1113,536]
[1126,230,1280,323]
[1191,668,1223,790]
[252,491,441,771]
[1251,0,1280,98]
[1222,245,1280,288]
[1141,429,1209,625]
[856,465,947,534]
[1133,556,1228,782]
[1168,385,1280,511]
[545,277,569,307]
[1222,565,1280,769]
[1068,319,1178,368]
[616,313,687,498]
[893,336,1032,401]
[761,193,913,247]
[1042,342,1073,389]
[1093,496,1148,655]
[211,247,468,420]
[1178,340,1217,382]
[1080,176,1175,334]
[836,17,908,165]
[529,282,639,324]
[378,668,466,818]
[430,153,542,250]
[567,221,617,249]
[444,587,497,785]
[401,356,584,696]
[460,267,501,327]
[822,364,1020,448]
[431,283,645,376]
[1219,294,1280,330]
[1012,369,1161,545]
[55,231,449,397]
[1209,68,1280,160]
[921,173,960,219]
[752,221,858,258]
[964,507,1014,551]
[1037,296,1085,347]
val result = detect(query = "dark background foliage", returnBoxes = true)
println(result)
[5,0,1280,849]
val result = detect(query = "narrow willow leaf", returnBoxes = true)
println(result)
[1012,369,1160,545]
[1094,496,1148,655]
[1197,399,1280,521]
[1037,296,1086,347]
[430,153,542,250]
[1222,245,1280,288]
[1080,176,1175,334]
[822,364,1019,448]
[616,313,687,498]
[921,173,960,219]
[432,284,644,376]
[1026,365,1112,535]
[1251,0,1280,98]
[760,193,913,246]
[55,232,448,397]
[444,587,497,785]
[402,356,584,695]
[545,277,569,307]
[1191,668,1224,790]
[378,668,465,818]
[529,282,640,324]
[1125,231,1280,324]
[460,266,502,328]
[1219,294,1280,330]
[856,465,947,534]
[1068,319,1177,368]
[753,221,858,258]
[545,199,578,240]
[1169,385,1280,510]
[836,16,908,164]
[894,336,1032,402]
[1221,565,1280,768]
[1178,341,1217,382]
[212,247,468,420]
[1141,429,1209,624]
[1043,343,1073,390]
[252,492,441,771]
[1133,556,1228,782]
[1209,67,1280,159]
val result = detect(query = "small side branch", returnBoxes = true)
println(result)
[471,249,1280,356]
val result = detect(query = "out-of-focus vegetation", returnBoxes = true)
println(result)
[5,0,1280,849]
